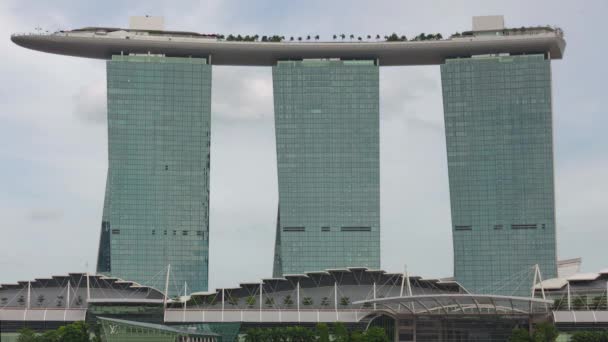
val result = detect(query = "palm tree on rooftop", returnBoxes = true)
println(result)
[340,34,346,40]
[349,34,355,40]
[376,34,381,40]
[315,35,320,41]
[333,34,337,40]
[306,35,311,41]
[367,35,371,40]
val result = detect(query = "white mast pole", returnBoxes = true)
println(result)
[373,281,377,311]
[537,266,545,300]
[67,280,71,309]
[297,280,301,323]
[184,282,188,311]
[163,264,171,309]
[334,281,339,321]
[259,282,263,321]
[531,264,539,298]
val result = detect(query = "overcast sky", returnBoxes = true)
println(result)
[1,0,606,290]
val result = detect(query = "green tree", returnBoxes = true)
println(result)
[386,33,400,42]
[17,328,38,342]
[246,295,256,308]
[571,331,608,342]
[573,296,588,310]
[509,328,532,342]
[37,329,61,342]
[366,327,390,342]
[316,323,330,342]
[1,297,8,305]
[592,295,607,310]
[333,322,349,342]
[321,296,330,306]
[283,295,294,307]
[245,328,263,342]
[552,296,567,310]
[350,330,365,342]
[17,295,26,306]
[302,297,313,306]
[58,321,90,342]
[340,296,350,306]
[531,322,558,342]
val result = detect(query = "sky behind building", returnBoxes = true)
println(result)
[0,0,606,292]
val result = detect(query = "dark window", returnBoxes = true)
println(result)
[165,165,169,171]
[182,230,188,236]
[152,230,156,235]
[196,231,203,236]
[493,225,503,230]
[283,227,305,232]
[511,224,537,230]
[163,230,167,235]
[454,225,472,231]
[341,226,371,232]
[111,229,120,235]
[173,230,177,235]
[321,226,330,232]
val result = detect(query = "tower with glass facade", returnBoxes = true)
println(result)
[96,55,212,295]
[441,54,557,295]
[272,59,380,277]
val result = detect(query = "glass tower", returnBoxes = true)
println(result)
[441,54,557,295]
[96,55,212,295]
[272,59,380,276]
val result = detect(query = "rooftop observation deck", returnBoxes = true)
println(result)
[10,25,566,66]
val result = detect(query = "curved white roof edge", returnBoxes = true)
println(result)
[11,31,565,66]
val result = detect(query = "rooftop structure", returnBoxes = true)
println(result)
[98,317,220,342]
[534,268,608,332]
[10,17,565,66]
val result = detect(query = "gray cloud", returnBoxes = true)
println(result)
[28,209,64,222]
[212,67,274,122]
[73,81,107,124]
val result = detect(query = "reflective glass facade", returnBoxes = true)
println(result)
[272,60,380,276]
[96,55,212,295]
[441,54,557,295]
